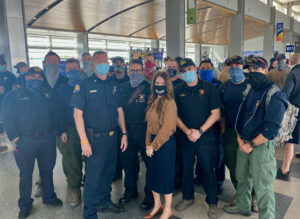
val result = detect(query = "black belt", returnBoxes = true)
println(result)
[94,130,115,138]
[127,124,146,129]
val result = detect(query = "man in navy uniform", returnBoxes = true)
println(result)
[118,59,153,209]
[71,51,128,219]
[2,67,63,219]
[174,58,221,219]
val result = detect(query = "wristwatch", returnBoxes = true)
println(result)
[249,140,256,148]
[199,129,204,135]
[121,132,128,136]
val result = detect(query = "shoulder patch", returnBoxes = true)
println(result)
[74,84,80,93]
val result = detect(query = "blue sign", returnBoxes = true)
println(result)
[153,52,163,60]
[286,45,295,53]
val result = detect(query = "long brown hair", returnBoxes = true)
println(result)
[146,71,174,125]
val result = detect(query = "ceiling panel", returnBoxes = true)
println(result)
[24,0,268,45]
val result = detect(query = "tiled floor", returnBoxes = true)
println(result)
[0,133,299,219]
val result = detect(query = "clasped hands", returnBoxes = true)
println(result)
[237,135,253,154]
[186,129,202,142]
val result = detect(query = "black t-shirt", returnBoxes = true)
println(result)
[175,79,221,137]
[70,75,122,131]
[122,81,150,126]
[221,79,248,129]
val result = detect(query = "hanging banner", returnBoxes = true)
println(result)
[187,0,197,24]
[276,23,283,42]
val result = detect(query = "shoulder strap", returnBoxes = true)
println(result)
[265,85,281,110]
[125,84,146,109]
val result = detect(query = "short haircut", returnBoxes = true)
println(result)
[112,56,125,64]
[66,58,80,67]
[167,58,178,65]
[129,59,144,68]
[144,53,154,60]
[44,51,60,62]
[82,52,91,58]
[92,51,107,60]
[164,56,170,62]
[199,60,213,68]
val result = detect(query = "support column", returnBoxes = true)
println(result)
[165,0,185,58]
[287,2,292,17]
[263,6,276,62]
[151,40,160,52]
[195,43,202,66]
[267,0,273,6]
[0,0,28,72]
[77,32,89,59]
[228,0,245,57]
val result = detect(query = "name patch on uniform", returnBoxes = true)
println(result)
[180,94,186,97]
[89,90,97,93]
[74,84,80,93]
[199,89,205,95]
[21,97,29,101]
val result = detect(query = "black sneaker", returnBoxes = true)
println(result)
[140,198,154,210]
[18,208,31,219]
[276,168,291,181]
[44,198,63,207]
[98,203,124,214]
[295,153,300,159]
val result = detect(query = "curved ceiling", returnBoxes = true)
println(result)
[24,0,268,45]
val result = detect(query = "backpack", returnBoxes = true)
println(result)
[243,84,299,143]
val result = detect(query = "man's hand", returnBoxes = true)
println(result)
[0,86,4,95]
[13,137,19,144]
[81,142,92,157]
[120,135,128,152]
[60,132,67,143]
[187,129,201,142]
[146,145,154,157]
[237,135,244,150]
[240,143,253,154]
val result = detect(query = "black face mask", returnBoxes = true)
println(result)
[154,85,167,96]
[248,71,269,90]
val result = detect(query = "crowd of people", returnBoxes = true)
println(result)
[0,47,300,219]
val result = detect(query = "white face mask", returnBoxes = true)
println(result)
[45,63,60,88]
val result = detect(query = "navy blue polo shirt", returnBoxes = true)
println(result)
[175,79,221,138]
[70,75,122,132]
[1,87,56,141]
[221,79,248,129]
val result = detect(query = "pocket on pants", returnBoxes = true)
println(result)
[259,160,277,184]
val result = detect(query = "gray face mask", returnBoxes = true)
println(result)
[129,73,144,88]
[82,61,94,78]
[45,63,60,88]
[277,60,288,71]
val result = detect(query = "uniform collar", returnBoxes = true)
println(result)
[90,74,108,83]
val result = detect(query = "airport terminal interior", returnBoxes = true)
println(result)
[1,0,300,218]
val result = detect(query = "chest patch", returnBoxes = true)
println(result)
[89,90,97,93]
[180,93,186,97]
[112,85,117,95]
[137,94,146,103]
[199,89,205,95]
[21,97,29,101]
[74,84,80,93]
[256,100,260,107]
[44,93,50,99]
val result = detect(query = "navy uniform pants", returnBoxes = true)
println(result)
[120,126,153,201]
[83,131,118,219]
[181,137,218,204]
[14,132,57,210]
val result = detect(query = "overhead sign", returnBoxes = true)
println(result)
[153,52,163,60]
[286,45,295,53]
[276,23,283,42]
[187,0,197,24]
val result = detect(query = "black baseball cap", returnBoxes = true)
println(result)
[276,53,286,60]
[0,57,6,65]
[247,56,268,69]
[25,66,44,76]
[228,55,245,65]
[14,62,28,71]
[180,58,195,70]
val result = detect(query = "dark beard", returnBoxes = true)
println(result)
[248,72,269,90]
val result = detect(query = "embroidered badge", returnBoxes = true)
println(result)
[139,94,145,100]
[256,100,260,107]
[199,89,205,95]
[44,93,50,98]
[180,93,186,97]
[74,84,80,93]
[89,90,97,93]
[21,97,29,101]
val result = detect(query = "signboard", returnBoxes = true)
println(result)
[276,23,283,42]
[153,52,163,60]
[187,0,197,24]
[286,45,295,53]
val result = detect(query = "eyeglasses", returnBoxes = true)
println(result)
[129,69,143,74]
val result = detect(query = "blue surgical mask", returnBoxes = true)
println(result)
[228,67,245,83]
[96,63,109,76]
[129,73,144,88]
[19,71,25,75]
[25,79,42,93]
[0,65,5,72]
[182,70,197,84]
[67,69,81,87]
[199,70,214,82]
